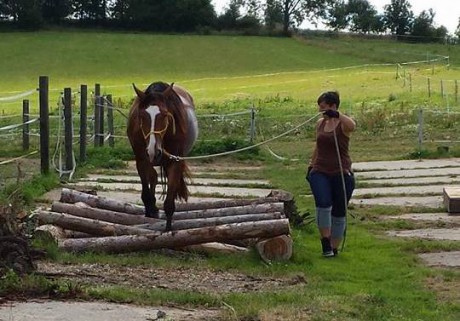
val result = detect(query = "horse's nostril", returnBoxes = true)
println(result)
[154,149,162,160]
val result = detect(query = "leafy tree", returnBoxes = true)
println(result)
[216,0,242,30]
[383,0,413,36]
[325,0,349,31]
[109,0,129,21]
[41,0,71,23]
[264,0,283,32]
[72,0,107,21]
[276,0,337,35]
[410,9,434,42]
[455,17,460,38]
[0,0,42,28]
[347,0,376,33]
[369,13,385,33]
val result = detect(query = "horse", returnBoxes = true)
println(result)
[127,81,198,231]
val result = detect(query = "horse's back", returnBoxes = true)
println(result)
[174,86,198,155]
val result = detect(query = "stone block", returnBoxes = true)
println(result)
[443,186,460,213]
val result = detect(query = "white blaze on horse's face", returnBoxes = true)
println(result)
[145,105,161,162]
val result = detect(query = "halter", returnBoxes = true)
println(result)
[140,111,176,141]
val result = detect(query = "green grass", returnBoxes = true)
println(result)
[1,31,460,320]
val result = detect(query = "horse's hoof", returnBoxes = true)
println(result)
[145,209,159,219]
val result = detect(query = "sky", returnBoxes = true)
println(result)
[212,0,459,34]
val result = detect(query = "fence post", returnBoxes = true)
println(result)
[94,83,101,147]
[249,106,256,143]
[417,108,423,157]
[409,74,412,92]
[107,94,114,147]
[39,76,49,174]
[441,80,444,98]
[427,78,431,98]
[64,88,73,172]
[80,84,87,162]
[99,95,105,146]
[455,80,458,104]
[22,99,29,151]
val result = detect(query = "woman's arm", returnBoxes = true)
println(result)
[339,113,356,135]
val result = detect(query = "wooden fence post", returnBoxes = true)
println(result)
[94,83,101,147]
[107,94,114,147]
[409,74,412,92]
[441,80,444,98]
[80,84,87,162]
[39,76,49,174]
[22,99,29,151]
[64,88,73,172]
[99,95,105,146]
[249,106,256,143]
[455,80,458,104]
[417,108,423,157]
[427,78,431,98]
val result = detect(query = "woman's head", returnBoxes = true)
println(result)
[317,91,340,111]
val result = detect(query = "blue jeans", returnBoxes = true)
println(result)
[307,170,355,218]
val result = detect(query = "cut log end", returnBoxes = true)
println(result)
[255,234,293,263]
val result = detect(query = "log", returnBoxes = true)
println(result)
[255,235,293,263]
[60,188,145,215]
[58,219,290,253]
[183,242,249,255]
[174,196,283,212]
[138,212,283,231]
[52,200,283,223]
[36,210,159,237]
[60,188,286,213]
[159,203,285,220]
[34,224,90,243]
[34,224,67,243]
[51,202,161,225]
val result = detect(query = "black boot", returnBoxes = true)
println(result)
[321,237,334,257]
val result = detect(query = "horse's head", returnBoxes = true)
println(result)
[133,82,176,164]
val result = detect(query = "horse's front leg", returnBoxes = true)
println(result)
[136,158,158,218]
[163,163,180,232]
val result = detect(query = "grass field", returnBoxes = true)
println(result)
[1,31,460,321]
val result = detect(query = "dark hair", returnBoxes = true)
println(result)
[317,91,340,109]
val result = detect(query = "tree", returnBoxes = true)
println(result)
[347,0,377,33]
[72,0,107,21]
[0,0,42,28]
[216,0,242,30]
[325,0,349,31]
[455,17,460,39]
[383,0,413,36]
[264,0,283,32]
[41,0,71,23]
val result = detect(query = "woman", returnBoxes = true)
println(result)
[307,91,356,257]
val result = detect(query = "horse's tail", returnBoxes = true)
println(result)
[177,161,191,201]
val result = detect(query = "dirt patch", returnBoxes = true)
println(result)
[425,274,460,303]
[37,261,306,295]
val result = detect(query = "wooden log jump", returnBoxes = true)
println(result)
[35,188,294,261]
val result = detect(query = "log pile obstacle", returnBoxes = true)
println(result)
[34,188,294,262]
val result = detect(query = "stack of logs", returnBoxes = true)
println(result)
[34,188,294,262]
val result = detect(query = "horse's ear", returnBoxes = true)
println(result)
[132,83,146,100]
[163,82,175,96]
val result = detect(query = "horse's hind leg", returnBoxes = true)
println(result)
[136,159,159,218]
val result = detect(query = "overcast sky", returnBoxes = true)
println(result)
[212,0,459,34]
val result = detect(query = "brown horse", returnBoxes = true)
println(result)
[127,81,198,231]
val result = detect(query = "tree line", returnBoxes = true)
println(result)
[0,0,459,43]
